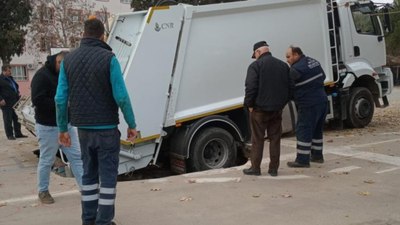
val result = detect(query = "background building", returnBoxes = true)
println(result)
[5,0,133,96]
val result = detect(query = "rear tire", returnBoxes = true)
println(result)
[189,127,237,172]
[344,87,374,128]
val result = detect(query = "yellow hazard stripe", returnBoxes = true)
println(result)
[146,6,170,24]
[175,104,244,125]
[324,81,335,87]
[120,134,161,146]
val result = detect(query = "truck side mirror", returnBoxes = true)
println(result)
[382,5,393,33]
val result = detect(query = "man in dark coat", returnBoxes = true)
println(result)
[0,65,27,140]
[243,41,292,177]
[31,52,83,204]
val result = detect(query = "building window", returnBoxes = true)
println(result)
[68,9,83,24]
[40,35,57,52]
[120,0,131,4]
[39,4,55,24]
[69,36,81,48]
[11,65,28,81]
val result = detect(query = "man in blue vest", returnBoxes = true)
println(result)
[0,65,27,140]
[285,46,328,168]
[55,17,137,225]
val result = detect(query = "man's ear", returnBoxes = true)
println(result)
[100,34,105,41]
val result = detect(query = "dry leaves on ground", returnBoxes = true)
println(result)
[281,193,293,198]
[363,180,375,184]
[358,191,371,196]
[180,196,193,202]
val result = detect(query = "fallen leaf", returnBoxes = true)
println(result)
[188,179,196,184]
[281,193,292,198]
[0,202,7,207]
[150,188,161,191]
[363,180,375,184]
[335,171,349,175]
[30,203,39,207]
[358,191,370,196]
[180,196,193,202]
[252,193,261,198]
[327,139,334,143]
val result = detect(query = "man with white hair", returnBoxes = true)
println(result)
[243,41,292,177]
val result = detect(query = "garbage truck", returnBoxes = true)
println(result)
[17,0,393,174]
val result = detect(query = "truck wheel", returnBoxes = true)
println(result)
[189,127,237,172]
[345,87,374,128]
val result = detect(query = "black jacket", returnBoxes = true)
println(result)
[0,74,20,110]
[244,52,292,111]
[31,55,59,126]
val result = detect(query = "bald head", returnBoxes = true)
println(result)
[286,46,303,65]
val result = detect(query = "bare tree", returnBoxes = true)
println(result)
[27,0,97,53]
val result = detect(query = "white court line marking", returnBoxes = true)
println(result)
[327,147,400,166]
[183,153,295,178]
[147,178,169,183]
[281,139,400,166]
[258,175,310,180]
[350,138,400,148]
[375,167,400,174]
[0,190,79,205]
[325,132,400,139]
[329,166,361,173]
[187,177,241,183]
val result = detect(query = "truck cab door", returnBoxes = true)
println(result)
[347,3,386,68]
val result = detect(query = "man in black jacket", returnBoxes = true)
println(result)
[0,65,27,140]
[31,52,83,204]
[243,41,292,177]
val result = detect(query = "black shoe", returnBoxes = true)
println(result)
[287,161,310,168]
[268,169,278,177]
[310,157,324,163]
[243,168,261,176]
[7,136,16,140]
[15,134,28,138]
[82,221,95,225]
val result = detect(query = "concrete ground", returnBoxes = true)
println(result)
[1,87,400,225]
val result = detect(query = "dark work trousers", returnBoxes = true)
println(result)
[78,128,120,225]
[1,107,22,138]
[295,102,328,164]
[249,109,283,171]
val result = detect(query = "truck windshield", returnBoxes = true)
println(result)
[351,4,382,36]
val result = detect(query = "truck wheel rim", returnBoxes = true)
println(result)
[202,138,229,168]
[354,97,371,119]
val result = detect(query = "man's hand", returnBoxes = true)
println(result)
[0,99,6,106]
[59,132,71,147]
[127,128,138,143]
